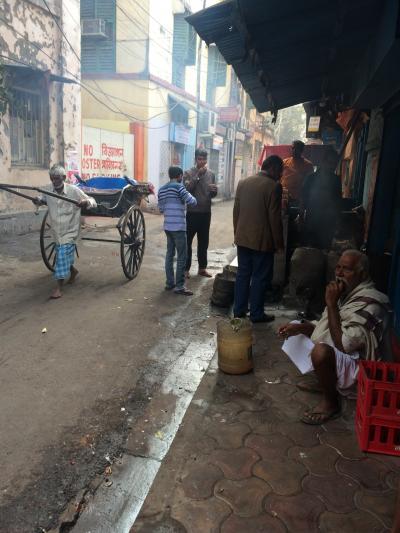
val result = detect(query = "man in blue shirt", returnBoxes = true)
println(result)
[158,166,197,295]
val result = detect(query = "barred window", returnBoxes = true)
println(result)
[10,88,46,166]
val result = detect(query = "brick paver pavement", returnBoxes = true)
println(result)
[132,308,400,533]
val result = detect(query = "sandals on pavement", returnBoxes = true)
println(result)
[301,407,341,425]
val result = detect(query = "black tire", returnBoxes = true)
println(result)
[120,206,145,280]
[40,211,57,272]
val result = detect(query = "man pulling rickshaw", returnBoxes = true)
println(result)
[33,165,97,299]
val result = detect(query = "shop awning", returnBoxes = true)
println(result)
[2,61,78,84]
[187,0,400,113]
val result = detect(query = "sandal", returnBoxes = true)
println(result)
[301,407,341,425]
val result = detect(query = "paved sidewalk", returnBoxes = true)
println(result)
[132,306,399,533]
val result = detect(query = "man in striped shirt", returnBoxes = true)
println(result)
[158,166,197,296]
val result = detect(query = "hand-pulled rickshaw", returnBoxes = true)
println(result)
[0,176,154,280]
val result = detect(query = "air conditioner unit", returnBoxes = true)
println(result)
[81,19,108,39]
[199,111,217,134]
[227,128,234,142]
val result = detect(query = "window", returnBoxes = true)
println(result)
[172,13,196,89]
[81,0,116,73]
[206,46,227,104]
[169,96,189,125]
[10,88,46,166]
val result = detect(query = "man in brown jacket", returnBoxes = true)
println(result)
[233,155,284,323]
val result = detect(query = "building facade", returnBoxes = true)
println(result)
[0,0,81,220]
[80,0,273,198]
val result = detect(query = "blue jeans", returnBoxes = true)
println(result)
[165,231,187,290]
[234,246,274,321]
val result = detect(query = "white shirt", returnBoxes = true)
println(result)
[40,183,97,245]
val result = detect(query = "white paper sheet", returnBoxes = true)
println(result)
[282,333,315,374]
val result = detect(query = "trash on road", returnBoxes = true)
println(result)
[104,479,113,487]
[41,327,47,334]
[155,431,164,440]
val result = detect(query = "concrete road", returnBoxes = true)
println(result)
[0,201,235,532]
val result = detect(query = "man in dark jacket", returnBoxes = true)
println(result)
[184,149,218,278]
[233,156,284,323]
[301,147,342,250]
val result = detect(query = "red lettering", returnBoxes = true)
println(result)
[83,144,93,156]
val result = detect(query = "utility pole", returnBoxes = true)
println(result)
[194,0,206,149]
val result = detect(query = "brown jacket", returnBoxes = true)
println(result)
[233,171,284,252]
[184,167,217,213]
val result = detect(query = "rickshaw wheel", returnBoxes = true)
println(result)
[40,211,57,272]
[120,205,146,280]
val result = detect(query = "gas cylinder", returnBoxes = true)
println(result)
[217,318,253,374]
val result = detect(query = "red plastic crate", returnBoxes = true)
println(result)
[357,361,400,419]
[356,361,400,456]
[356,409,400,455]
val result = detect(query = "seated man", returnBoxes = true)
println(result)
[278,250,390,425]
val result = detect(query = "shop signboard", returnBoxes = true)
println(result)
[212,135,224,151]
[218,105,241,123]
[308,116,321,133]
[170,123,193,145]
[81,126,134,179]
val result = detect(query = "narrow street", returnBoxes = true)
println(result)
[0,200,235,533]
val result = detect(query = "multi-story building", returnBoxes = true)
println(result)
[80,0,273,197]
[80,0,207,193]
[0,0,81,225]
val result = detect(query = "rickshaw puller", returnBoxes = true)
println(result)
[33,165,97,299]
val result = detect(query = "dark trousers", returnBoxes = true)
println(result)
[186,211,211,271]
[234,246,274,321]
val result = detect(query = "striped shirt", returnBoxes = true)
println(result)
[158,181,197,231]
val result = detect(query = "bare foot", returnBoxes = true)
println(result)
[301,398,341,425]
[68,267,79,284]
[50,288,62,299]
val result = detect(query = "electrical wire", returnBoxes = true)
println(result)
[1,4,234,130]
[37,1,202,125]
[42,0,220,105]
[116,5,210,77]
[41,0,217,114]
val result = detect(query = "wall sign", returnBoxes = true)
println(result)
[81,126,134,179]
[308,116,321,133]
